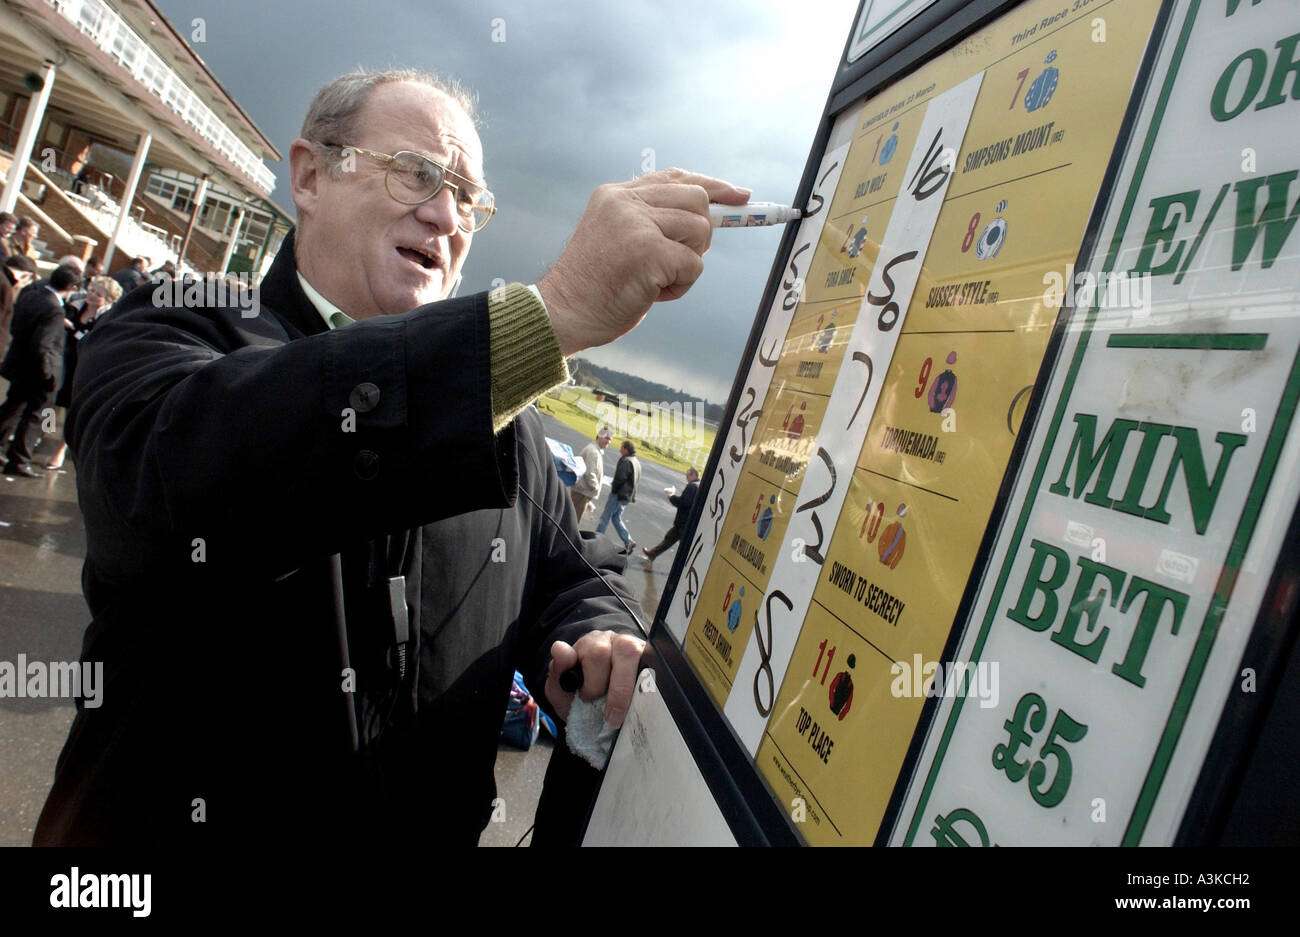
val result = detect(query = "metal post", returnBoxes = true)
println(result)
[251,219,279,277]
[0,61,57,214]
[102,131,151,270]
[177,174,209,270]
[219,206,245,274]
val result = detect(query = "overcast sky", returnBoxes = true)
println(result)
[155,0,860,402]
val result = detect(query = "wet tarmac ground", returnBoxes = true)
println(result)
[0,453,86,847]
[0,409,695,847]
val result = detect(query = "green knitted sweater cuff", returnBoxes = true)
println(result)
[488,282,569,433]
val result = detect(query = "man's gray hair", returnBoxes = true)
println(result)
[301,68,479,180]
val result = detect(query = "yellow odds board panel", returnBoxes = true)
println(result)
[680,0,1163,844]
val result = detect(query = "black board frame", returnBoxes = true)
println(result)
[582,0,1300,847]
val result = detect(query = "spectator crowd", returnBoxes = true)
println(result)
[0,218,133,476]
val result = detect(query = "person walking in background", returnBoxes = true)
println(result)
[0,264,80,476]
[571,424,612,519]
[44,275,121,470]
[596,439,641,554]
[642,466,699,564]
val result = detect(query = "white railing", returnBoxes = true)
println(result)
[67,185,195,274]
[47,0,276,194]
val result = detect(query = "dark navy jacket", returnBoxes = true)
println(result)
[670,481,699,528]
[34,232,640,845]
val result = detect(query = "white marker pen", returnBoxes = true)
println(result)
[709,201,802,228]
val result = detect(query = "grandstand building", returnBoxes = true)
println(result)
[0,0,287,277]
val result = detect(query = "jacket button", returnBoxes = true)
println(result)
[354,449,380,480]
[349,382,380,413]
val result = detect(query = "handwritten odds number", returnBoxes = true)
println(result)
[795,448,837,566]
[782,244,811,313]
[803,161,838,220]
[682,534,704,616]
[909,130,950,201]
[729,388,760,467]
[867,250,918,332]
[683,159,841,628]
[779,159,835,311]
[754,590,793,716]
[847,351,875,430]
[709,468,727,541]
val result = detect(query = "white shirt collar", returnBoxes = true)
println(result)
[296,272,354,330]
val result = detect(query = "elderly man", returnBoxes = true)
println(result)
[572,424,613,517]
[35,67,748,845]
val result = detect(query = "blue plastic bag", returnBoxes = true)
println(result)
[500,671,556,749]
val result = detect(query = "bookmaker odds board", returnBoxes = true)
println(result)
[583,0,1300,847]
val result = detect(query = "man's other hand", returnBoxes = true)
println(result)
[538,168,750,357]
[546,631,647,728]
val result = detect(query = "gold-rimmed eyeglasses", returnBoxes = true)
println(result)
[320,142,496,233]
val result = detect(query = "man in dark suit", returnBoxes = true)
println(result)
[34,68,749,844]
[111,256,148,293]
[642,467,701,563]
[1,254,37,336]
[1,263,80,477]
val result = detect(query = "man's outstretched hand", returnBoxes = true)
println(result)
[538,168,750,357]
[546,631,647,729]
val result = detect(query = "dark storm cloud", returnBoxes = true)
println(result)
[155,0,856,402]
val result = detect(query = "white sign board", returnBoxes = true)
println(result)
[892,0,1300,846]
[582,676,737,847]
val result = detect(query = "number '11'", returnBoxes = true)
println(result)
[813,639,836,685]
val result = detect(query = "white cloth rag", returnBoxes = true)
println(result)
[565,694,620,770]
